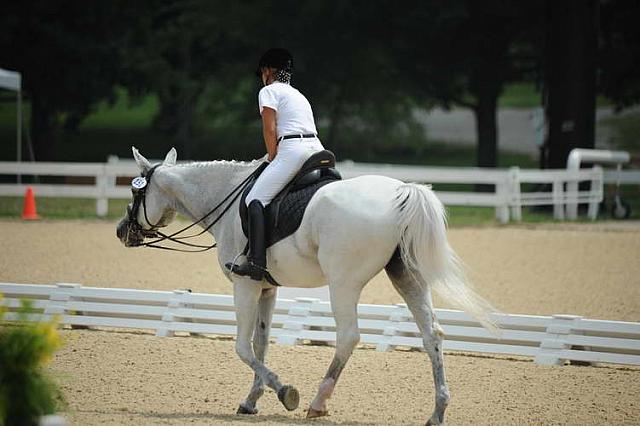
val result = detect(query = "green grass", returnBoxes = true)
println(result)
[445,205,556,227]
[80,89,158,129]
[0,197,129,220]
[0,196,513,226]
[448,193,640,226]
[0,88,157,129]
[599,111,640,154]
[601,185,640,220]
[499,83,541,108]
[498,82,613,109]
[3,190,637,226]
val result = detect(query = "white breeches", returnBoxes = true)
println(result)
[246,137,325,206]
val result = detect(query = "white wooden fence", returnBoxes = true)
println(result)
[0,161,133,217]
[510,167,604,221]
[2,283,639,366]
[2,156,638,222]
[338,162,605,222]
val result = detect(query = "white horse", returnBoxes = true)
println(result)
[116,147,497,425]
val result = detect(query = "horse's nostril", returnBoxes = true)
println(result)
[116,221,135,242]
[116,223,126,239]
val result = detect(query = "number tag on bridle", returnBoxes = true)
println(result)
[131,176,147,190]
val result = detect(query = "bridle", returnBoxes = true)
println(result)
[127,165,162,239]
[125,162,262,252]
[126,163,259,252]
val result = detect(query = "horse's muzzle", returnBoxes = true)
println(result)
[116,219,144,247]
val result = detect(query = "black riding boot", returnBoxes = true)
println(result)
[225,200,266,281]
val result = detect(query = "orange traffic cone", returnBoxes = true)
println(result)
[22,186,40,220]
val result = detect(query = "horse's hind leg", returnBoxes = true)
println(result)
[385,254,450,426]
[237,287,277,415]
[307,282,364,418]
[233,281,299,413]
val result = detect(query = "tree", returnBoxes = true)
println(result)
[597,0,640,110]
[393,0,545,168]
[542,0,598,169]
[260,0,411,156]
[541,0,640,169]
[0,1,141,160]
[120,0,267,159]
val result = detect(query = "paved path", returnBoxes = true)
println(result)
[414,106,635,155]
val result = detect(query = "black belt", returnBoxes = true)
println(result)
[277,133,317,143]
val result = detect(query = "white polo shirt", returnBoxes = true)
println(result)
[258,82,318,137]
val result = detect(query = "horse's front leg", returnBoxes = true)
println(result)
[237,287,277,415]
[233,281,299,412]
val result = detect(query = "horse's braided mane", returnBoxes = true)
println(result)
[175,159,263,169]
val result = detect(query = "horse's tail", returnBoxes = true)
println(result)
[394,183,499,334]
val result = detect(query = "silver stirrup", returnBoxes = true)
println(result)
[224,252,245,278]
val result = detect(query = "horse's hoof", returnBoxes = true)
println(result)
[306,407,329,418]
[236,404,258,415]
[277,385,300,411]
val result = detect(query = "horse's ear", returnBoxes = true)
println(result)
[132,146,152,173]
[163,147,177,166]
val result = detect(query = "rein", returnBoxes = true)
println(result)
[130,163,263,253]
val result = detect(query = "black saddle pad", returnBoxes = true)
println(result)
[240,171,340,248]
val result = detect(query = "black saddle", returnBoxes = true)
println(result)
[240,150,342,248]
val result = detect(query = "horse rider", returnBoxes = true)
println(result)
[226,48,325,281]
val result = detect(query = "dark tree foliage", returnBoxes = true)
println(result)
[393,0,545,168]
[1,0,638,164]
[0,1,141,160]
[120,0,267,158]
[260,0,413,156]
[542,0,598,169]
[541,0,640,169]
[598,0,640,111]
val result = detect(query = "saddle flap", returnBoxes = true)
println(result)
[293,169,321,189]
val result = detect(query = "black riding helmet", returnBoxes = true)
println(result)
[255,48,293,78]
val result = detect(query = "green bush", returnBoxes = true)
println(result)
[0,297,64,426]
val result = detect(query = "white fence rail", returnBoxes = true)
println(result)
[0,161,132,217]
[566,149,631,219]
[2,283,639,366]
[0,158,636,222]
[511,166,604,221]
[339,162,516,222]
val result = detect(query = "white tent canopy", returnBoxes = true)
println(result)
[0,68,21,91]
[0,68,23,164]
